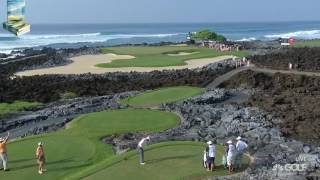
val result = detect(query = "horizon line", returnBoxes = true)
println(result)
[27,20,320,25]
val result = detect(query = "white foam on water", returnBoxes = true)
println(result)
[265,30,320,39]
[235,37,257,42]
[0,32,182,53]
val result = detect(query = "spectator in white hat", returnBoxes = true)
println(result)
[205,140,216,171]
[226,140,235,174]
[137,136,150,165]
[235,136,248,169]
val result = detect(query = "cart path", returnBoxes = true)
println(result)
[207,65,320,88]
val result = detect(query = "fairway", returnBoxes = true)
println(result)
[122,86,204,107]
[0,109,179,180]
[97,46,249,68]
[0,101,41,118]
[82,142,250,180]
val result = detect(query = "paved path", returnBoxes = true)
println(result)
[207,65,320,88]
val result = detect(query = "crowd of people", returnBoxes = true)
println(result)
[203,136,248,174]
[201,41,241,52]
[0,131,46,175]
[0,133,247,176]
[137,135,248,175]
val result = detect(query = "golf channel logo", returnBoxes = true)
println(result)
[272,154,319,176]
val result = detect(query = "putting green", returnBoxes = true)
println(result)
[97,46,249,68]
[0,109,179,180]
[122,86,204,107]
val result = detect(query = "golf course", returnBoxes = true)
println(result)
[0,87,250,180]
[16,45,250,76]
[97,46,248,68]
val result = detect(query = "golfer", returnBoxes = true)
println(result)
[206,141,216,171]
[235,136,248,169]
[36,142,46,174]
[0,132,10,171]
[226,140,235,174]
[137,136,150,165]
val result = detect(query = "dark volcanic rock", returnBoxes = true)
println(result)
[0,59,235,103]
[221,70,320,145]
[251,47,320,72]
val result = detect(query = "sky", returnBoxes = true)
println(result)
[0,0,320,24]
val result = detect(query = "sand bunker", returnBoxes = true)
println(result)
[15,54,234,76]
[167,52,200,56]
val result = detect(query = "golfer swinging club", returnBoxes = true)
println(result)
[138,136,150,165]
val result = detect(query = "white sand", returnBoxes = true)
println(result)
[167,52,200,56]
[15,54,234,76]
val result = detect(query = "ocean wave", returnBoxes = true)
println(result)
[235,37,257,42]
[21,33,102,40]
[0,32,183,53]
[265,30,320,39]
[20,33,181,40]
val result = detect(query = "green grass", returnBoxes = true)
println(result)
[97,46,249,68]
[0,101,41,117]
[0,88,249,180]
[0,109,179,180]
[294,40,320,47]
[79,141,250,180]
[122,86,204,107]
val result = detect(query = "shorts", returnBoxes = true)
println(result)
[227,155,233,166]
[207,157,215,164]
[37,156,45,163]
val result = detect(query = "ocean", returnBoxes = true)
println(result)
[1,21,320,53]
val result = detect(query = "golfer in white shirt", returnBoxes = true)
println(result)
[137,136,150,165]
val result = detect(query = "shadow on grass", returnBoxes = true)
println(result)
[10,158,35,163]
[9,158,75,172]
[145,154,195,164]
